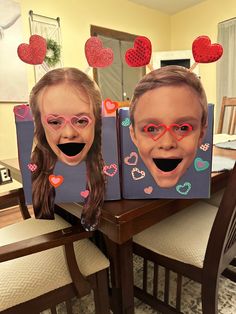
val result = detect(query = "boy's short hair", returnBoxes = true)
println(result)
[129,65,208,128]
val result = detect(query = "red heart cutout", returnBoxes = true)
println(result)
[192,35,223,63]
[13,104,29,119]
[125,36,152,67]
[80,189,90,198]
[85,37,114,68]
[17,35,47,65]
[49,174,64,188]
[104,98,118,114]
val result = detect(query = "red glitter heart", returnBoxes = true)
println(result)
[17,35,47,65]
[192,35,223,63]
[125,36,152,67]
[85,37,114,68]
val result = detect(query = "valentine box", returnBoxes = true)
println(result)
[14,105,121,206]
[119,105,214,199]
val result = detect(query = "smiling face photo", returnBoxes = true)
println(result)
[129,67,207,188]
[39,83,95,166]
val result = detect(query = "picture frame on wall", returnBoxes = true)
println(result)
[0,0,28,102]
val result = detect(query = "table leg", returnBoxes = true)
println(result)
[17,188,31,219]
[104,236,134,314]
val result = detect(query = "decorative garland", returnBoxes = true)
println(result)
[44,38,61,67]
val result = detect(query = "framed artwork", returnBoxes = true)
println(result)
[29,10,62,82]
[0,0,28,102]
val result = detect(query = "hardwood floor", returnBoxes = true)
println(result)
[0,205,34,228]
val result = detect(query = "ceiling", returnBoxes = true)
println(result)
[129,0,206,15]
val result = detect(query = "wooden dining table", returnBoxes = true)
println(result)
[1,146,236,314]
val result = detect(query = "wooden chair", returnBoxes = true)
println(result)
[0,214,110,314]
[0,180,31,220]
[132,162,236,314]
[217,96,236,134]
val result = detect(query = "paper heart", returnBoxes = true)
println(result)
[85,37,114,68]
[17,35,47,65]
[49,174,64,188]
[176,182,191,195]
[103,164,118,177]
[124,152,138,166]
[192,35,223,63]
[131,167,145,180]
[80,189,90,198]
[125,36,152,67]
[13,104,30,119]
[144,186,153,195]
[104,98,118,114]
[121,117,131,127]
[27,163,37,172]
[200,143,210,151]
[194,157,209,171]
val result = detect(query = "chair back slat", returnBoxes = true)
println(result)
[218,96,236,134]
[204,162,236,272]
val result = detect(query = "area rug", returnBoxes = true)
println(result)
[42,254,236,314]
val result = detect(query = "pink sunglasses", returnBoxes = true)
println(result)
[43,114,92,132]
[144,123,193,141]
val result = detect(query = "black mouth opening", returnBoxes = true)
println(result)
[153,158,182,172]
[57,143,85,157]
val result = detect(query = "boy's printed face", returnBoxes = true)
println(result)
[39,83,95,166]
[130,85,206,188]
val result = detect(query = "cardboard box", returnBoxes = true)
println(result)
[119,105,214,199]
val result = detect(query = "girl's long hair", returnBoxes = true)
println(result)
[30,67,105,230]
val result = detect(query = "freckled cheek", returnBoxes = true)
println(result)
[137,139,154,158]
[44,129,60,145]
[84,125,95,146]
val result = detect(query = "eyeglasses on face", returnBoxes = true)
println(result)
[43,114,92,131]
[143,123,193,141]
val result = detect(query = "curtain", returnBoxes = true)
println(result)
[97,35,144,101]
[216,18,236,132]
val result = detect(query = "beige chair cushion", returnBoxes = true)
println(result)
[133,201,218,268]
[0,214,109,311]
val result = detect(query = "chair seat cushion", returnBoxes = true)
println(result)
[133,201,218,268]
[0,215,109,311]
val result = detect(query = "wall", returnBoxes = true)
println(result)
[170,0,236,118]
[0,0,170,160]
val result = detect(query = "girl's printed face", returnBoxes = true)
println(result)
[39,83,95,166]
[130,85,206,188]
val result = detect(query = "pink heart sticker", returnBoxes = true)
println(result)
[124,152,138,166]
[144,186,153,194]
[17,35,47,65]
[200,143,210,151]
[104,98,118,114]
[13,104,29,119]
[131,167,145,180]
[85,37,114,68]
[80,189,90,198]
[49,174,64,188]
[27,163,37,172]
[103,164,118,177]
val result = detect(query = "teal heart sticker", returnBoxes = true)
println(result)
[176,182,191,195]
[121,117,131,127]
[194,157,209,172]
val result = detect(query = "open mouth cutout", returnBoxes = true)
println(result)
[153,158,183,172]
[57,143,85,157]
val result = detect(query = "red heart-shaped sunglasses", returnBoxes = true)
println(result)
[144,123,193,141]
